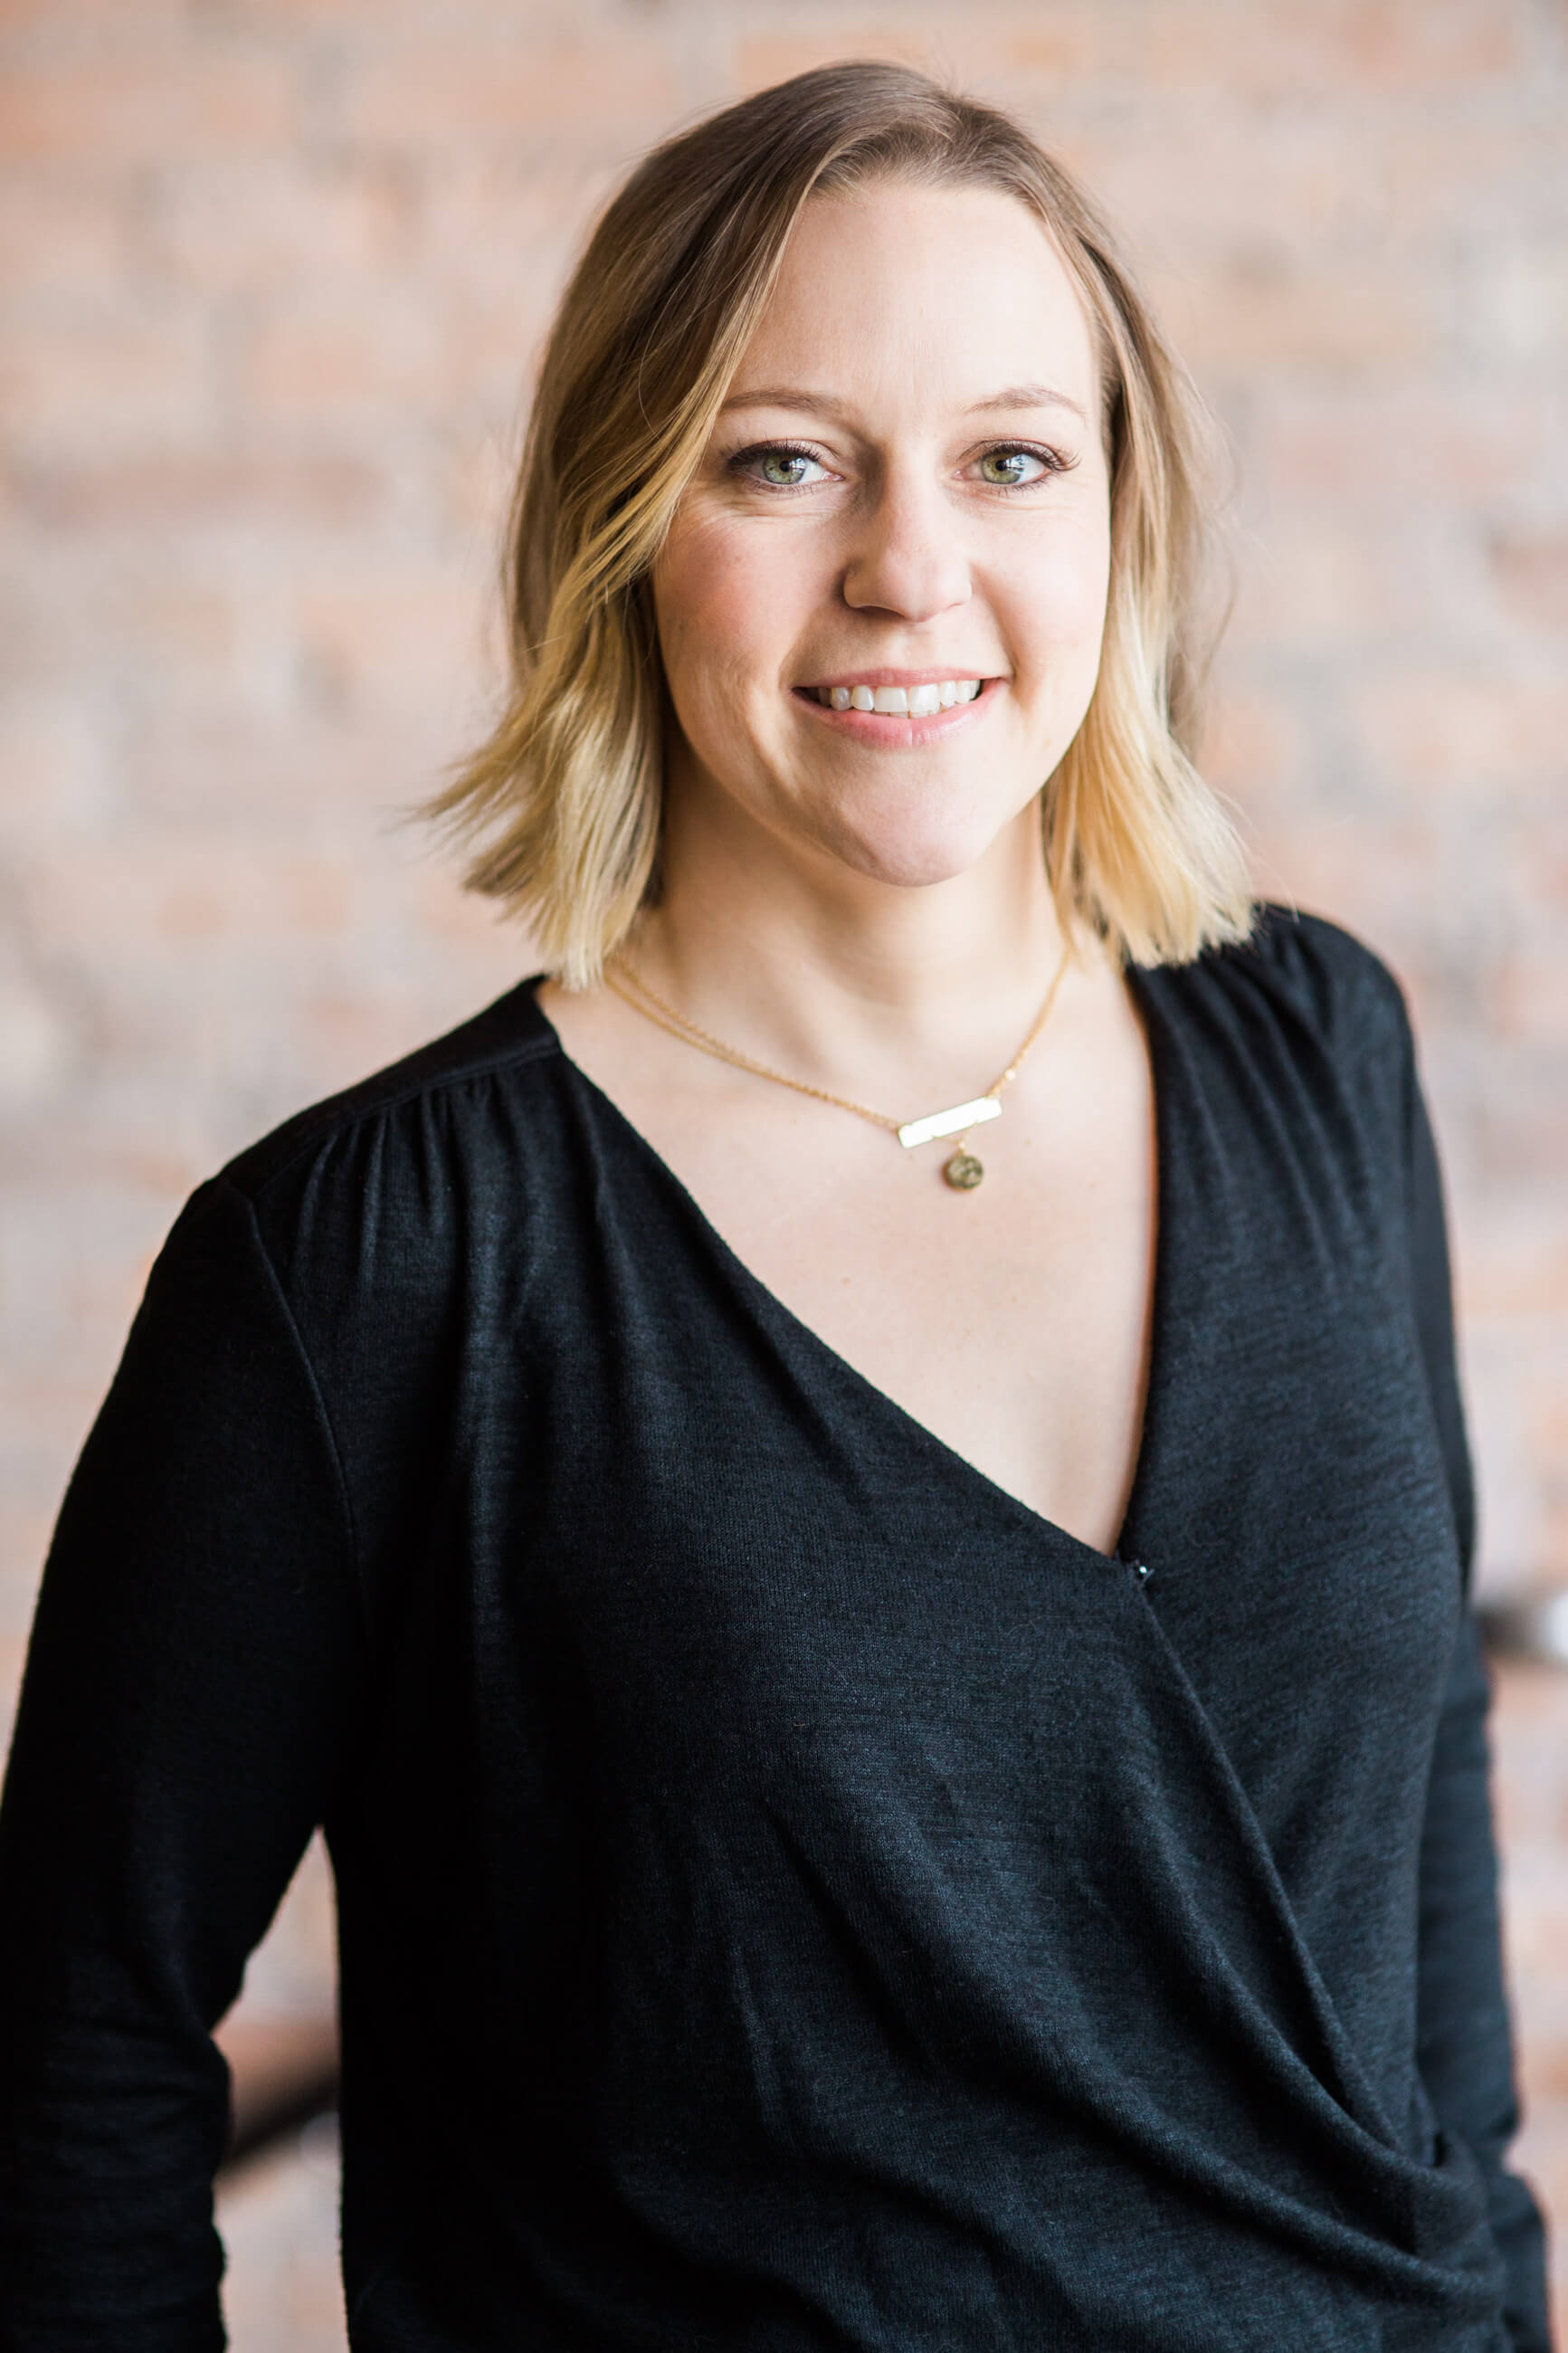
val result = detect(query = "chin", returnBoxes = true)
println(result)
[810,804,1026,891]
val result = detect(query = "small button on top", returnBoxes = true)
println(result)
[1130,1560,1153,1581]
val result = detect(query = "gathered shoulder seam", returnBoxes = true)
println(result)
[223,1030,562,1209]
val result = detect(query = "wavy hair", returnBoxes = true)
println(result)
[427,62,1252,983]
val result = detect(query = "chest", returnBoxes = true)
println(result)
[349,990,1464,2100]
[543,975,1156,1553]
[476,968,1462,1863]
[410,1050,1458,2023]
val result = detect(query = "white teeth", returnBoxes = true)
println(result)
[817,679,984,712]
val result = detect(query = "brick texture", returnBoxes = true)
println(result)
[1,3,1563,2343]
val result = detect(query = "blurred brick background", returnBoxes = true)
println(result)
[1,0,1564,2344]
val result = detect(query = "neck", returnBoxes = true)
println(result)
[623,775,1075,1105]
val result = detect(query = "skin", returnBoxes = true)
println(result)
[541,180,1156,1553]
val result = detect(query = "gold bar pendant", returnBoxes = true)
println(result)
[896,1096,1002,1151]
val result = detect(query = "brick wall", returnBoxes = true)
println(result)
[2,1,1564,2339]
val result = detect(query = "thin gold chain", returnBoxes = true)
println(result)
[603,947,1072,1136]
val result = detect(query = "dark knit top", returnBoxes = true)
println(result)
[0,910,1550,2351]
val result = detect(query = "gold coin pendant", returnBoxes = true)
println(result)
[944,1150,984,1191]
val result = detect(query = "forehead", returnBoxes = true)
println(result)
[727,180,1101,423]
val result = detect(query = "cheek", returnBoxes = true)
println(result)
[654,589,755,765]
[1009,522,1112,694]
[654,519,806,700]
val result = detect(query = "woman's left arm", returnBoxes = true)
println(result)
[1405,1053,1554,2350]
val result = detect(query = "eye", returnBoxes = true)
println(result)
[975,445,1063,488]
[729,442,832,491]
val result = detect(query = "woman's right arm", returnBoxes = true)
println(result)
[0,1176,366,2351]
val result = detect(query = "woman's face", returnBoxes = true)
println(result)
[651,179,1113,891]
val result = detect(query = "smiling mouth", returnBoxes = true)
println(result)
[803,678,985,716]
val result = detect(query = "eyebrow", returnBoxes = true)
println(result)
[720,382,1088,426]
[968,383,1088,422]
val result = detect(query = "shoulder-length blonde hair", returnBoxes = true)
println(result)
[429,61,1252,985]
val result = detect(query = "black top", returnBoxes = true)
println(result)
[0,910,1550,2352]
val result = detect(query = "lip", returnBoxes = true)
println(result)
[793,676,999,746]
[799,668,999,691]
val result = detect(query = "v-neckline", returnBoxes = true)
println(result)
[528,968,1175,1575]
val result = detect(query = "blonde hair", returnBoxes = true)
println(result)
[429,62,1252,984]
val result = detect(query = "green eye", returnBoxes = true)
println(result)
[730,443,830,491]
[979,449,1046,487]
[759,451,814,487]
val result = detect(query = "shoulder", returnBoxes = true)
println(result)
[221,978,561,1205]
[1136,906,1427,1224]
[1147,902,1416,1084]
[195,979,573,1335]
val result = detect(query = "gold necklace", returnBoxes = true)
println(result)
[603,947,1071,1192]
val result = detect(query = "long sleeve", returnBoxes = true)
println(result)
[1405,1060,1553,2350]
[0,1177,366,2350]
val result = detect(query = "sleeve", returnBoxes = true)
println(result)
[1405,1061,1554,2351]
[0,1175,366,2351]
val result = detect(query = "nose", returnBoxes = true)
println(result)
[841,467,972,624]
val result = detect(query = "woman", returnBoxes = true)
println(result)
[0,62,1549,2352]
